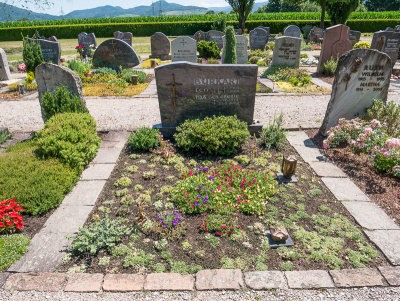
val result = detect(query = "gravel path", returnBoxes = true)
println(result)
[1,287,400,300]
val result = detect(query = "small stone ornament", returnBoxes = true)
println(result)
[277,155,298,183]
[270,226,289,242]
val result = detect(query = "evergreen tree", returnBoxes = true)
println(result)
[223,26,237,64]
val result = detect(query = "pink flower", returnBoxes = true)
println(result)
[323,140,329,149]
[370,119,381,128]
[384,151,391,158]
[364,127,373,135]
[18,63,26,71]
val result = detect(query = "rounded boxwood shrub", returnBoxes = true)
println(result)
[36,113,101,171]
[197,40,221,59]
[174,115,250,155]
[128,128,160,152]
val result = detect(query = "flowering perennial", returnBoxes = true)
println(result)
[157,211,184,230]
[200,214,241,237]
[0,199,24,234]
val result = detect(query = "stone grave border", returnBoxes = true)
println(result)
[1,130,400,292]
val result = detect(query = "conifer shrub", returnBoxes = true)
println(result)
[22,38,43,73]
[223,26,237,64]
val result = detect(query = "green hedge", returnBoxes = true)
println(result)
[0,19,398,41]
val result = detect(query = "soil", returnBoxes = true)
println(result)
[59,137,387,274]
[307,129,400,225]
[314,74,334,85]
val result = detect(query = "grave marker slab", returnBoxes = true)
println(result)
[256,26,270,36]
[283,25,302,38]
[249,27,269,50]
[320,49,391,134]
[317,24,352,73]
[222,35,248,64]
[92,39,140,70]
[113,31,133,46]
[349,30,361,46]
[35,63,85,121]
[171,36,197,63]
[206,30,225,49]
[193,30,206,42]
[0,48,11,81]
[272,36,301,68]
[154,62,258,135]
[371,30,400,68]
[150,32,171,60]
[78,32,97,57]
[26,38,61,64]
[234,29,243,35]
[308,27,324,44]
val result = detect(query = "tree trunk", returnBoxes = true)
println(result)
[320,0,326,29]
[239,14,246,31]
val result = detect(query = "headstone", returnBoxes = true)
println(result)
[26,38,61,64]
[320,49,391,134]
[35,63,86,121]
[78,32,97,58]
[349,30,361,46]
[92,39,140,70]
[171,36,197,63]
[234,29,243,35]
[272,36,302,68]
[308,27,324,44]
[222,35,248,64]
[283,25,302,38]
[395,25,400,32]
[206,30,225,49]
[249,27,269,50]
[150,32,171,60]
[193,30,206,42]
[113,31,133,46]
[154,62,258,136]
[0,48,11,81]
[317,24,352,73]
[256,26,270,36]
[371,30,400,68]
[48,36,58,42]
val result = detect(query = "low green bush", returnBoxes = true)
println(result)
[260,113,286,149]
[41,85,88,121]
[320,58,338,76]
[67,59,91,75]
[0,234,30,271]
[249,56,261,64]
[128,128,160,152]
[197,40,220,59]
[92,67,117,75]
[36,113,101,171]
[262,65,311,82]
[120,69,147,84]
[0,141,79,215]
[174,115,250,155]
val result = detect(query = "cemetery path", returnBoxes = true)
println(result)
[1,92,399,133]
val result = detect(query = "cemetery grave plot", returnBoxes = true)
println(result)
[60,135,387,274]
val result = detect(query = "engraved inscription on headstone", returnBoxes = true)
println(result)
[171,36,197,63]
[320,49,392,134]
[371,30,400,68]
[26,38,61,64]
[222,35,248,64]
[0,48,11,81]
[283,25,302,38]
[151,32,171,60]
[113,31,133,46]
[78,32,97,57]
[272,36,302,68]
[92,39,140,70]
[155,62,258,129]
[349,30,361,46]
[249,27,269,50]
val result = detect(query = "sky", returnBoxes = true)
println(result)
[6,0,266,15]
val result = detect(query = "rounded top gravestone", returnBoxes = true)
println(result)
[249,27,269,50]
[193,30,206,42]
[371,30,400,68]
[151,32,171,60]
[283,25,302,38]
[92,39,140,70]
[113,31,133,46]
[171,36,197,63]
[206,30,225,49]
[0,48,11,81]
[272,36,302,68]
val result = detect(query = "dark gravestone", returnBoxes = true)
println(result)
[371,30,400,68]
[320,49,391,135]
[154,62,259,136]
[35,63,85,122]
[308,27,324,44]
[78,32,97,58]
[151,32,171,60]
[193,30,206,42]
[206,30,225,49]
[256,26,270,36]
[349,30,361,46]
[0,48,11,81]
[92,39,140,70]
[26,38,61,64]
[113,31,133,46]
[234,28,243,35]
[283,25,302,38]
[395,25,400,32]
[249,27,269,50]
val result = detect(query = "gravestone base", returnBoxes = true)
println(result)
[150,54,171,60]
[277,173,298,183]
[154,123,263,139]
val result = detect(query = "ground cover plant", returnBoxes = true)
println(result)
[61,117,384,274]
[0,129,11,145]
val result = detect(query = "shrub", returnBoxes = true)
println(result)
[249,56,261,64]
[0,199,24,234]
[174,115,250,155]
[200,214,241,238]
[212,16,226,32]
[320,58,337,76]
[120,69,147,84]
[257,60,267,66]
[128,128,160,152]
[262,65,311,82]
[223,26,237,64]
[248,49,268,59]
[22,38,43,73]
[353,41,371,49]
[0,141,78,215]
[197,40,220,59]
[36,113,101,171]
[0,234,30,270]
[205,58,220,64]
[260,113,286,149]
[41,85,88,121]
[68,59,91,75]
[365,100,400,137]
[92,67,117,75]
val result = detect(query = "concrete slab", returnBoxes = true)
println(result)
[62,180,106,206]
[0,273,9,289]
[365,230,400,265]
[3,273,67,292]
[102,131,130,142]
[81,164,115,180]
[144,273,194,291]
[244,271,287,289]
[342,201,400,230]
[92,148,121,164]
[378,266,400,286]
[322,177,371,202]
[309,161,347,178]
[65,273,104,292]
[285,270,334,289]
[286,131,316,147]
[330,268,386,287]
[196,269,244,290]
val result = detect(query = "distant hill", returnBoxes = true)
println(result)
[0,3,56,21]
[209,2,268,13]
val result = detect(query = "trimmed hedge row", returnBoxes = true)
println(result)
[0,19,398,41]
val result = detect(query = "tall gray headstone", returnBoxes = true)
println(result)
[171,36,197,63]
[283,25,302,38]
[249,27,269,50]
[35,63,85,121]
[92,39,140,70]
[206,30,225,49]
[349,30,361,46]
[154,62,258,134]
[320,49,392,134]
[113,31,133,46]
[272,36,302,68]
[151,32,171,60]
[0,48,11,81]
[26,38,61,64]
[78,32,97,58]
[222,35,248,64]
[371,30,400,68]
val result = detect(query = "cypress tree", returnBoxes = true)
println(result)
[223,26,237,64]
